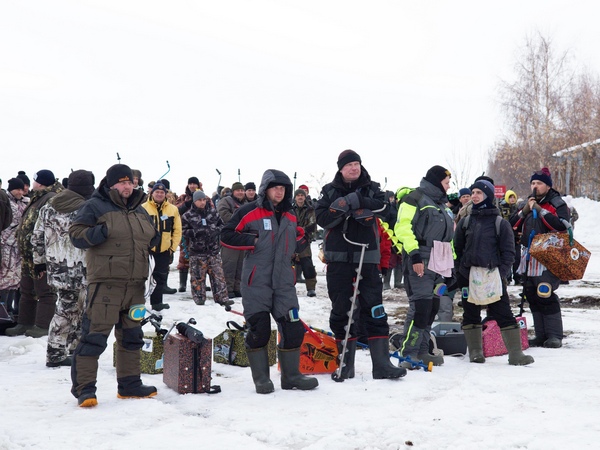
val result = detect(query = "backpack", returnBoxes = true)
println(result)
[462,215,503,239]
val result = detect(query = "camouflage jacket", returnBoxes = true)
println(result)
[293,202,317,242]
[0,192,29,290]
[31,189,87,290]
[17,181,64,277]
[181,202,224,257]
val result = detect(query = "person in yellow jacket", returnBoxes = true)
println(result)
[142,182,182,311]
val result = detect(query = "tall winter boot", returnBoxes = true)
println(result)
[542,312,564,348]
[393,266,403,289]
[335,339,357,379]
[417,329,444,366]
[246,346,275,394]
[501,325,535,365]
[178,270,188,293]
[398,323,425,370]
[529,311,546,347]
[382,271,392,290]
[462,324,485,363]
[369,337,407,379]
[278,348,318,390]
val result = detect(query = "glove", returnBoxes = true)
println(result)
[34,264,47,277]
[351,208,374,226]
[521,201,531,216]
[329,197,350,215]
[344,192,362,210]
[381,267,388,276]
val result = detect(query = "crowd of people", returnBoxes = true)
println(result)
[0,153,576,406]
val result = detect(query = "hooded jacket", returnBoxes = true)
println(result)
[142,197,182,254]
[314,167,385,264]
[181,201,224,257]
[69,177,159,284]
[220,169,304,302]
[31,189,88,290]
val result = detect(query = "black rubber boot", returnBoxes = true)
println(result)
[278,348,318,390]
[178,270,188,292]
[529,311,546,347]
[398,324,425,370]
[463,324,485,363]
[246,346,275,394]
[335,339,357,379]
[369,337,407,379]
[117,376,157,399]
[542,312,563,348]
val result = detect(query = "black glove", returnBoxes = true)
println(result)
[344,192,362,210]
[381,267,388,276]
[351,208,374,226]
[34,264,47,277]
[330,197,350,214]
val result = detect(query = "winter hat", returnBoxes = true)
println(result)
[244,182,256,191]
[458,188,471,197]
[151,182,167,193]
[424,165,451,193]
[62,178,69,188]
[131,169,143,187]
[68,170,95,199]
[34,169,56,187]
[299,184,309,194]
[106,164,133,187]
[17,171,30,186]
[505,190,517,203]
[188,176,200,186]
[474,175,494,185]
[158,178,170,190]
[337,149,362,170]
[471,180,495,209]
[7,177,25,192]
[530,167,552,187]
[294,188,307,197]
[231,182,245,191]
[221,187,231,197]
[193,190,207,202]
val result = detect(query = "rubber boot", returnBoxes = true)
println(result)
[501,325,535,365]
[529,311,546,347]
[246,346,275,394]
[278,348,318,390]
[398,323,425,370]
[393,266,403,289]
[178,270,188,292]
[417,329,444,366]
[116,376,157,399]
[335,339,356,379]
[542,312,563,348]
[382,271,392,290]
[462,324,485,363]
[369,337,407,379]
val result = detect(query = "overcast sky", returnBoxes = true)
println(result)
[2,0,599,194]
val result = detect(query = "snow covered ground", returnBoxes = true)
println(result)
[1,197,599,450]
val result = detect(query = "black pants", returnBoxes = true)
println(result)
[326,263,389,340]
[150,251,170,306]
[458,272,516,328]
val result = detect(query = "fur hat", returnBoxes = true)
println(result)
[244,182,256,191]
[106,164,133,187]
[458,187,471,197]
[193,190,207,202]
[231,182,245,191]
[337,149,361,170]
[17,171,30,186]
[7,177,25,192]
[68,170,95,199]
[188,176,200,186]
[530,167,552,187]
[34,169,56,187]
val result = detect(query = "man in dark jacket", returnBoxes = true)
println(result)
[315,150,405,380]
[292,188,317,296]
[69,164,160,407]
[221,169,318,394]
[510,167,570,348]
[218,181,246,298]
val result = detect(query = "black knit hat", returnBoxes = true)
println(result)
[337,149,362,170]
[188,176,200,186]
[17,171,30,186]
[471,180,495,209]
[34,169,56,187]
[68,170,95,199]
[425,165,451,194]
[7,177,25,192]
[244,182,256,190]
[157,178,170,190]
[106,164,133,187]
[530,167,552,187]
